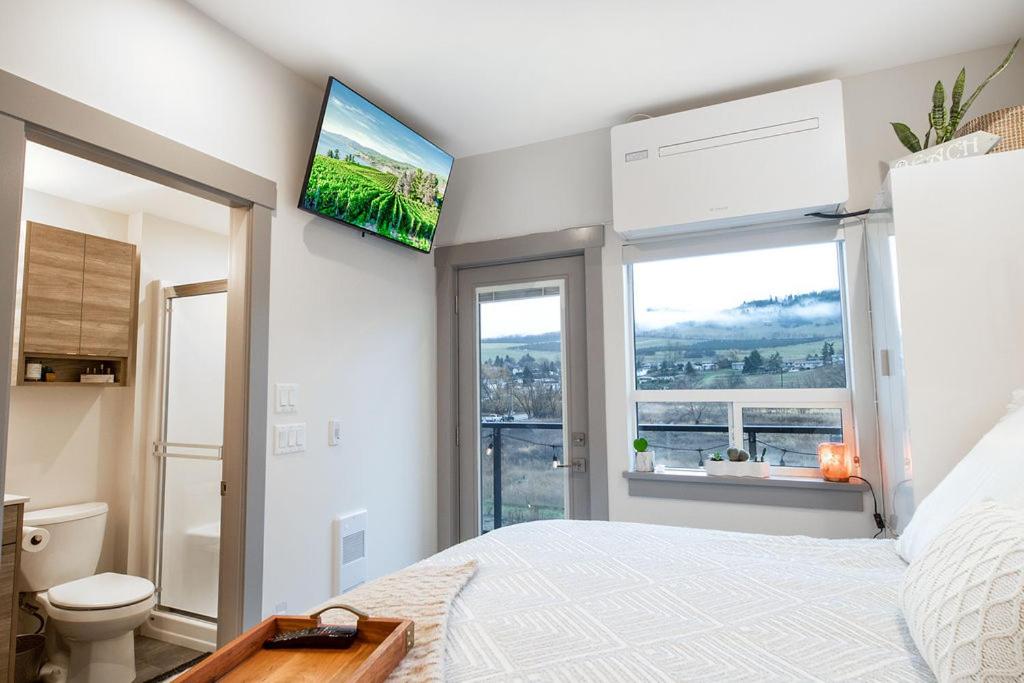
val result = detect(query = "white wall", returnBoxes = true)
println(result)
[0,0,437,615]
[7,190,133,571]
[438,42,1024,537]
[437,128,612,246]
[135,215,230,285]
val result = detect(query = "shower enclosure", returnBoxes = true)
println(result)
[152,280,228,630]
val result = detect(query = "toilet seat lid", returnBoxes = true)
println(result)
[48,573,155,610]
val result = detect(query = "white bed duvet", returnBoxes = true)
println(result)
[425,520,932,682]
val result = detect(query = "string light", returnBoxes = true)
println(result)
[499,433,563,449]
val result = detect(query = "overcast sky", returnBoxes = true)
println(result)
[476,243,840,339]
[633,242,841,330]
[481,296,562,339]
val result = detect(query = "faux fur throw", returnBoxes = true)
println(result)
[313,560,478,682]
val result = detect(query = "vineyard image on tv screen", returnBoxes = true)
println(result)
[299,78,453,253]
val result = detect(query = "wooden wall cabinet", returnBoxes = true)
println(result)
[17,222,138,386]
[80,235,136,358]
[21,224,84,356]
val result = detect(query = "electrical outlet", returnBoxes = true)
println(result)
[274,601,288,614]
[329,419,342,446]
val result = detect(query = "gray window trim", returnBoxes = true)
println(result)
[622,471,868,511]
[434,224,604,269]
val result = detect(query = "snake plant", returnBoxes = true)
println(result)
[891,38,1020,153]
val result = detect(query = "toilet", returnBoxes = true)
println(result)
[18,502,156,683]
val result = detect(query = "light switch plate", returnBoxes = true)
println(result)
[274,383,298,414]
[274,423,307,455]
[328,419,342,447]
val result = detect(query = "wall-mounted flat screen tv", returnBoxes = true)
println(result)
[299,77,454,253]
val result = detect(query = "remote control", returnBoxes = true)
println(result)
[263,625,358,650]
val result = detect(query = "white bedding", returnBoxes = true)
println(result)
[425,520,931,682]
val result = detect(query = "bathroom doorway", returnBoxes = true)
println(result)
[7,138,239,655]
[0,70,275,649]
[152,282,228,631]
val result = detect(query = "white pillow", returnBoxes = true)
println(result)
[1000,388,1024,422]
[899,501,1024,681]
[896,404,1024,564]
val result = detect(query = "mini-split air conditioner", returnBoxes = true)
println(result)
[610,80,849,240]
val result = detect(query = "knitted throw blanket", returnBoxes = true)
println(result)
[313,560,478,682]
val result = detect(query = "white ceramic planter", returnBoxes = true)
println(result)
[704,460,770,478]
[634,451,655,473]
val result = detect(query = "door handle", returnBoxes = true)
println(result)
[552,456,587,473]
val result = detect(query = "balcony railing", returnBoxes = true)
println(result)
[480,421,561,532]
[636,423,843,466]
[479,421,842,530]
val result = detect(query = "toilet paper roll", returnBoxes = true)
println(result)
[22,526,49,553]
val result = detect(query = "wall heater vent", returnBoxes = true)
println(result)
[333,509,367,594]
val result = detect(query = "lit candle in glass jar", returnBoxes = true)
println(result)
[818,442,852,482]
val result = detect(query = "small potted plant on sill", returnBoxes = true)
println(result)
[633,438,654,473]
[704,451,727,477]
[704,447,770,478]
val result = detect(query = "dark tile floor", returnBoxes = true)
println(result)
[133,635,205,683]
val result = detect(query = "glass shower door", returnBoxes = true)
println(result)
[154,283,227,621]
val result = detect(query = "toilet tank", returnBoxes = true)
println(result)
[18,502,108,593]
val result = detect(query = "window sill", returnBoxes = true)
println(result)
[621,470,868,511]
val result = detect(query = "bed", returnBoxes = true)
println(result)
[422,520,931,682]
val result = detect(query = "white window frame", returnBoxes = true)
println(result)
[625,226,856,478]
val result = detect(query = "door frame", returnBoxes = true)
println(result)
[457,257,588,539]
[0,69,273,645]
[434,226,608,549]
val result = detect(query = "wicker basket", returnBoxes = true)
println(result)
[954,105,1024,152]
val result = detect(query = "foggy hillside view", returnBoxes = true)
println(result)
[634,289,847,391]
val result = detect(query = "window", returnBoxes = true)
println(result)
[636,402,730,468]
[740,407,843,467]
[628,239,852,476]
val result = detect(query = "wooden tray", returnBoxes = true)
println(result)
[177,604,414,683]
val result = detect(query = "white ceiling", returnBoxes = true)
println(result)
[187,0,1024,158]
[23,143,230,232]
